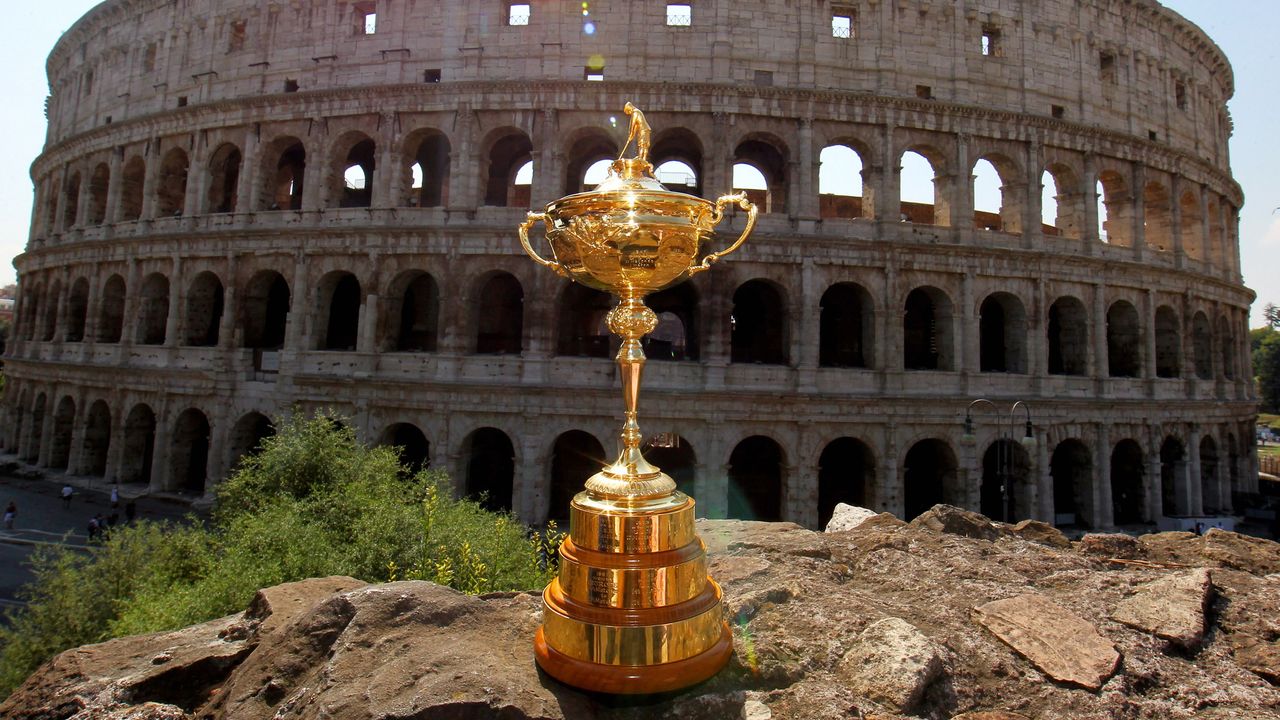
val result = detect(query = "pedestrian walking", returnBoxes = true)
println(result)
[110,485,119,509]
[3,501,15,530]
[61,484,74,509]
[87,515,99,541]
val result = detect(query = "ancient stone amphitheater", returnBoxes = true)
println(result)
[4,0,1256,531]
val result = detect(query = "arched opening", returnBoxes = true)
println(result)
[97,274,126,343]
[548,430,606,525]
[727,436,784,521]
[24,394,46,462]
[121,404,156,486]
[475,272,523,354]
[733,136,787,214]
[318,272,361,351]
[380,422,430,473]
[463,427,514,513]
[1047,296,1088,376]
[643,437,697,497]
[1200,435,1220,514]
[980,439,1033,522]
[1110,439,1146,525]
[483,131,533,207]
[135,273,170,345]
[1142,181,1173,252]
[1154,305,1181,378]
[556,283,613,358]
[207,143,242,213]
[21,284,40,341]
[730,280,788,365]
[645,283,699,361]
[335,136,376,208]
[1218,315,1236,380]
[88,163,109,224]
[1207,197,1223,265]
[1106,300,1141,377]
[40,280,60,342]
[972,158,1004,232]
[171,408,211,494]
[562,131,618,195]
[818,144,866,219]
[1180,190,1205,260]
[655,160,699,192]
[120,156,145,221]
[1041,166,1081,239]
[1160,436,1187,516]
[819,282,873,368]
[62,172,81,228]
[1191,312,1212,380]
[651,126,703,197]
[183,272,224,347]
[263,137,306,211]
[903,439,960,521]
[899,149,947,226]
[384,271,440,352]
[818,437,876,528]
[1050,439,1092,527]
[1227,433,1241,498]
[403,130,450,208]
[156,148,189,217]
[229,412,274,472]
[83,400,111,477]
[65,278,89,343]
[242,271,290,349]
[904,286,954,371]
[48,396,76,470]
[979,292,1028,373]
[1097,171,1131,246]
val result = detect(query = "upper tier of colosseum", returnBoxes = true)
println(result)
[43,0,1233,172]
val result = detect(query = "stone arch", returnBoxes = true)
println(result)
[818,143,867,219]
[20,282,41,341]
[1142,180,1173,252]
[474,271,524,354]
[317,271,361,351]
[120,156,145,221]
[184,271,224,347]
[1160,435,1187,516]
[1047,296,1088,376]
[1154,305,1181,378]
[1110,438,1146,525]
[482,128,533,207]
[1106,300,1141,378]
[1200,435,1220,514]
[242,270,290,349]
[644,436,697,497]
[121,403,156,485]
[1050,439,1092,527]
[48,396,76,470]
[82,399,111,477]
[819,282,874,368]
[727,435,785,521]
[548,430,606,525]
[87,162,110,224]
[899,146,949,226]
[972,153,1023,234]
[904,286,954,371]
[651,127,703,197]
[261,136,306,210]
[62,171,81,228]
[733,134,788,214]
[171,408,211,494]
[1096,169,1131,247]
[65,277,89,343]
[731,279,788,365]
[1180,189,1205,260]
[156,147,189,217]
[135,273,170,345]
[562,128,618,195]
[382,270,440,352]
[1218,315,1236,380]
[40,278,60,342]
[206,142,242,213]
[818,437,876,528]
[903,438,960,521]
[229,411,274,472]
[380,422,430,472]
[646,283,699,361]
[980,438,1033,522]
[402,128,450,207]
[330,132,376,208]
[979,292,1028,374]
[1191,311,1212,380]
[463,427,515,513]
[1042,163,1082,239]
[97,274,126,343]
[556,283,613,358]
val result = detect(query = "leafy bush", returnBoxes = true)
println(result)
[0,411,562,699]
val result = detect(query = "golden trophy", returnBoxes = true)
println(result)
[519,103,757,694]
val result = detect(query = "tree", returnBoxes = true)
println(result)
[1265,302,1280,330]
[1257,330,1280,413]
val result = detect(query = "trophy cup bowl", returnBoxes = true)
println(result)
[518,107,757,695]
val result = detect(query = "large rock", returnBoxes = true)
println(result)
[1112,569,1213,649]
[835,617,944,714]
[1007,519,1070,549]
[909,504,1001,541]
[973,594,1120,690]
[824,503,879,532]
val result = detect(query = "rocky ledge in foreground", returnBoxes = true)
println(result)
[5,505,1280,720]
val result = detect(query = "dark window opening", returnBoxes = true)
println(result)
[423,68,441,83]
[242,271,290,350]
[728,436,784,522]
[464,428,514,513]
[135,273,170,345]
[321,273,362,351]
[475,273,523,354]
[731,280,788,365]
[819,283,873,368]
[818,438,875,528]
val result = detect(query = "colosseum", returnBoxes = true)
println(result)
[4,0,1257,532]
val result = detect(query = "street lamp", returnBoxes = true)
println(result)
[962,399,1036,523]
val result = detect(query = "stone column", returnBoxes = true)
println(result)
[1170,174,1184,268]
[796,259,818,389]
[119,259,141,348]
[950,134,971,232]
[104,403,126,483]
[36,399,56,468]
[1187,426,1203,516]
[786,464,817,528]
[285,255,309,352]
[1022,138,1043,249]
[164,256,183,346]
[515,431,544,525]
[150,406,173,493]
[66,395,88,476]
[1130,163,1146,260]
[105,149,125,224]
[1143,289,1157,382]
[371,114,397,209]
[301,121,327,211]
[1145,450,1163,523]
[239,127,261,212]
[959,272,976,377]
[1033,435,1050,523]
[877,123,899,223]
[357,293,378,353]
[880,428,901,518]
[1094,423,1114,528]
[204,409,230,496]
[1081,153,1099,253]
[797,117,819,220]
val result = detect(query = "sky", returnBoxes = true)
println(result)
[1,1,1275,324]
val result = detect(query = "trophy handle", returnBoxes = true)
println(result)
[689,193,758,277]
[518,211,570,279]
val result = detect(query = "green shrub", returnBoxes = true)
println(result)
[0,410,562,699]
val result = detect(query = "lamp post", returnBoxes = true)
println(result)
[962,399,1036,523]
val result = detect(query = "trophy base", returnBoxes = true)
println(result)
[534,482,732,695]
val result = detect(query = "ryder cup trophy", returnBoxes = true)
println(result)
[519,104,757,694]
